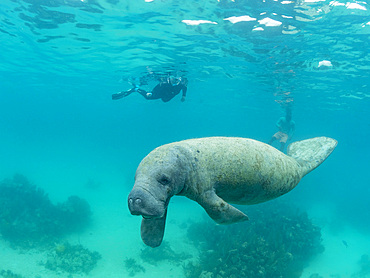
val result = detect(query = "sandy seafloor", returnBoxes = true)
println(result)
[1,179,369,278]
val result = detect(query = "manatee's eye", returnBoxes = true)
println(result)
[158,175,171,185]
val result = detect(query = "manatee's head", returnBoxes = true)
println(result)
[128,145,189,247]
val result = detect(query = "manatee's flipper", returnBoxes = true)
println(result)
[287,136,337,176]
[140,210,167,248]
[198,190,249,224]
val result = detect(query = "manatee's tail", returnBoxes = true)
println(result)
[287,137,337,176]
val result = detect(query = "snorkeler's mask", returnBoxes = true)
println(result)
[169,76,181,86]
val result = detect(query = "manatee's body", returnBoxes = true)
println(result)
[175,137,302,206]
[128,136,337,247]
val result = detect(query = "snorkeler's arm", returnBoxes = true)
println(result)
[276,117,283,129]
[182,86,187,97]
[180,85,187,102]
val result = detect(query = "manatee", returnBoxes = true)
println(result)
[128,136,337,247]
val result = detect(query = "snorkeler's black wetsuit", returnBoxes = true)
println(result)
[143,82,187,102]
[112,82,187,102]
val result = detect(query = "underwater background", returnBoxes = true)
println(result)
[0,0,369,277]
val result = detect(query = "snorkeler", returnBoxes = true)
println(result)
[112,76,188,103]
[268,108,296,152]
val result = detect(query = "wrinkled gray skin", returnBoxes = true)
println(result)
[128,146,190,247]
[128,136,337,247]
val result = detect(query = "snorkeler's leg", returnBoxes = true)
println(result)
[112,88,135,100]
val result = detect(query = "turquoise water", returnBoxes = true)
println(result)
[0,0,369,277]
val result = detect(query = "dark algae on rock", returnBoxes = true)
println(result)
[0,174,91,248]
[140,241,192,265]
[44,242,102,274]
[351,254,370,278]
[0,270,25,278]
[184,201,324,278]
[124,258,146,277]
[0,175,101,275]
[124,241,191,276]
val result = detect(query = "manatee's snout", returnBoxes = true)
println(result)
[128,190,147,215]
[128,187,164,218]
